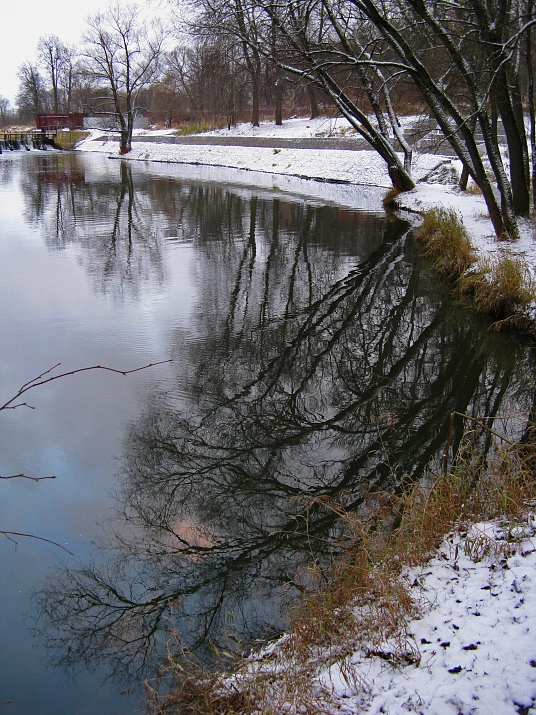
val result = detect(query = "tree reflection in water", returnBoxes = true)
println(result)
[19,153,165,298]
[33,157,534,687]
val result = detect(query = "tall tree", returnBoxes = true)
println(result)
[38,35,66,113]
[185,0,271,127]
[0,96,11,127]
[163,40,247,126]
[82,2,164,154]
[16,62,47,120]
[230,0,536,238]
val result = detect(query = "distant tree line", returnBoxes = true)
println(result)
[5,0,536,238]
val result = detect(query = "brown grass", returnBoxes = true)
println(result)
[174,119,227,136]
[415,207,476,280]
[382,186,402,209]
[459,255,534,319]
[145,424,536,715]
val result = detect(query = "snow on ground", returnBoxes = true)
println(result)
[201,115,358,139]
[318,520,536,715]
[78,128,402,187]
[76,118,536,295]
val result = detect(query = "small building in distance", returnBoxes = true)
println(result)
[83,114,149,131]
[36,114,86,130]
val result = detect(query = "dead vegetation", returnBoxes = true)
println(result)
[413,207,535,329]
[144,417,536,715]
[414,207,476,280]
[459,255,534,320]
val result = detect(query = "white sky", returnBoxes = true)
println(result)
[0,0,106,106]
[0,0,173,107]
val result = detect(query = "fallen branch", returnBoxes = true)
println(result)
[1,359,172,552]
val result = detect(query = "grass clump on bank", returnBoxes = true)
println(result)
[382,186,402,209]
[414,207,534,328]
[144,421,536,715]
[459,255,534,319]
[415,207,476,280]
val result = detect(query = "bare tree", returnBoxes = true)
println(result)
[184,0,272,127]
[0,96,11,127]
[38,35,65,113]
[82,2,164,154]
[59,44,79,114]
[227,0,536,238]
[16,62,47,120]
[163,39,247,126]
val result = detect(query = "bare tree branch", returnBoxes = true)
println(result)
[1,531,74,555]
[0,360,172,412]
[0,474,57,481]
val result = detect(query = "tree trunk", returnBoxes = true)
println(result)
[387,163,416,192]
[275,81,283,125]
[119,112,132,155]
[528,7,536,203]
[495,88,530,215]
[308,85,318,119]
[251,67,260,127]
[459,163,470,191]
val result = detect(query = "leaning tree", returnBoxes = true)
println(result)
[223,0,536,239]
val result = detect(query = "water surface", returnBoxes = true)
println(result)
[0,151,533,714]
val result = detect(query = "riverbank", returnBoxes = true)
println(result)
[145,437,536,715]
[76,116,536,328]
[74,119,536,714]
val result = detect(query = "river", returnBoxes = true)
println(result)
[0,150,533,714]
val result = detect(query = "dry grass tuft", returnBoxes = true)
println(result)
[415,207,476,280]
[145,423,536,715]
[174,120,226,136]
[459,256,534,318]
[383,186,402,208]
[465,181,483,195]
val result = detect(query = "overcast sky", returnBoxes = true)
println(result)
[0,0,104,106]
[0,0,173,108]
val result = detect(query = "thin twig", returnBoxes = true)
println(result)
[1,531,74,555]
[0,474,57,481]
[1,360,172,551]
[0,360,172,411]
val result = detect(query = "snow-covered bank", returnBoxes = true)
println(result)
[78,128,446,189]
[76,118,536,308]
[323,520,536,715]
[235,519,536,715]
[77,120,536,714]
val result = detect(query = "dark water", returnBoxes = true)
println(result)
[0,151,533,714]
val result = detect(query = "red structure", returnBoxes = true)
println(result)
[36,113,85,130]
